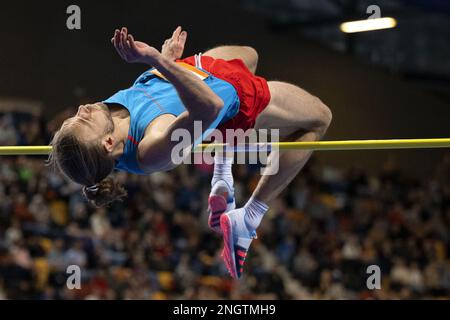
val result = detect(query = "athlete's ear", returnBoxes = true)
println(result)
[102,135,115,153]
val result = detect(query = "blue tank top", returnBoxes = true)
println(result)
[103,65,240,174]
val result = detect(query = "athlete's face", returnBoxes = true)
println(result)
[62,103,114,142]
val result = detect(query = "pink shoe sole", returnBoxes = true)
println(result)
[220,214,238,279]
[208,195,227,234]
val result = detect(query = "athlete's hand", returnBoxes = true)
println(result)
[111,27,160,64]
[161,26,188,61]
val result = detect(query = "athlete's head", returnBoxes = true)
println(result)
[48,103,126,207]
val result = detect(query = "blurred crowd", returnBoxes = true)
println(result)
[0,109,449,300]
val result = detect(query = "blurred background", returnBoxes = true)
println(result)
[0,0,449,299]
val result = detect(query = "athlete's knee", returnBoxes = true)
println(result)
[242,46,258,71]
[243,46,258,61]
[314,97,332,137]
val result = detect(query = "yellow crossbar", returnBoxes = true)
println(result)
[0,138,449,155]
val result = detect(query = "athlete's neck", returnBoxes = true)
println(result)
[110,115,130,159]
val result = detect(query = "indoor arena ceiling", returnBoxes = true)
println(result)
[240,0,450,94]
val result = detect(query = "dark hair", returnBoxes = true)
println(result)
[48,126,127,207]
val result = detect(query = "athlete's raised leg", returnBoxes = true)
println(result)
[220,81,332,278]
[203,45,258,74]
[252,81,332,202]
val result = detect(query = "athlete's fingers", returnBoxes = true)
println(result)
[124,34,133,50]
[113,29,120,46]
[111,29,120,46]
[178,31,187,46]
[117,36,127,60]
[120,27,128,48]
[120,27,130,49]
[114,43,126,60]
[128,34,138,52]
[113,30,127,60]
[118,28,124,51]
[119,28,131,59]
[121,27,128,39]
[172,26,181,40]
[162,39,169,50]
[114,43,127,61]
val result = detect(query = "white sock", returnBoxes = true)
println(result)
[244,196,269,231]
[211,153,234,189]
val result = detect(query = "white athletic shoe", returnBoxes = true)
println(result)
[220,207,257,279]
[207,180,236,234]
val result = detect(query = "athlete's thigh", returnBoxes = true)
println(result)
[203,45,258,74]
[255,81,326,137]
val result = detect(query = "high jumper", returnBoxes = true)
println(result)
[48,26,332,279]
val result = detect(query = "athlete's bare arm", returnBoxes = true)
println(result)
[111,27,224,172]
